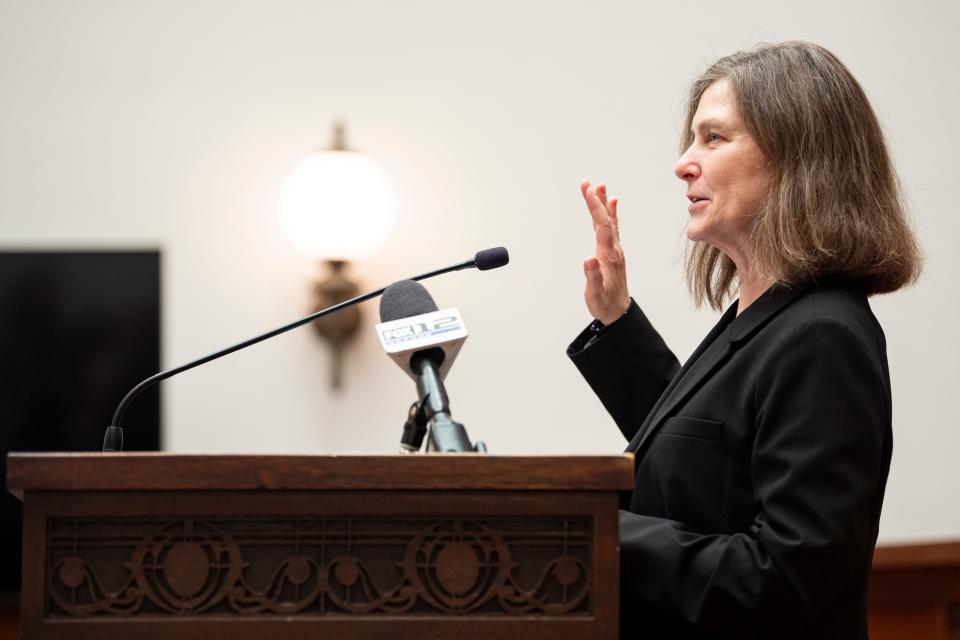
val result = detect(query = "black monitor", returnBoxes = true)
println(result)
[0,250,161,591]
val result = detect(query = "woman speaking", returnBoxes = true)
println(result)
[568,42,921,639]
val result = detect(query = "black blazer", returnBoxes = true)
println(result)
[568,281,891,640]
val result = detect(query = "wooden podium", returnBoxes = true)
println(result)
[6,453,634,640]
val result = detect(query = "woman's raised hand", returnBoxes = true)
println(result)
[581,180,630,325]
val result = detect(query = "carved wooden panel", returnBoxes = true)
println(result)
[46,516,591,619]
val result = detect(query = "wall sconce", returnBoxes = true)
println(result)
[280,121,396,389]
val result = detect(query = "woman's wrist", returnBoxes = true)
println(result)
[592,299,633,334]
[596,298,631,326]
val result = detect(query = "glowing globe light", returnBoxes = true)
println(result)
[280,128,396,262]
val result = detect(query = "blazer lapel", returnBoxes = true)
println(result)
[626,282,811,455]
[625,302,737,452]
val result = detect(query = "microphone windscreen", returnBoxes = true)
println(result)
[474,247,509,271]
[379,280,439,322]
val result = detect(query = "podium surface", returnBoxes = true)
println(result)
[7,453,633,639]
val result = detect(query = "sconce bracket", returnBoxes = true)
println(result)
[313,260,362,389]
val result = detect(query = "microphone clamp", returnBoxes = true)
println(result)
[399,400,428,453]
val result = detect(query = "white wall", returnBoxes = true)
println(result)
[0,0,956,543]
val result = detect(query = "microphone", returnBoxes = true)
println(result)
[101,247,509,452]
[473,246,509,271]
[377,280,477,453]
[377,280,467,382]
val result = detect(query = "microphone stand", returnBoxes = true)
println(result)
[398,350,486,454]
[414,352,472,452]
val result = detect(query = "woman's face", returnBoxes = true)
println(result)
[675,79,770,260]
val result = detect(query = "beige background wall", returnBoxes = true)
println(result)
[1,0,957,542]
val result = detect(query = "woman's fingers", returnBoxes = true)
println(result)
[583,257,603,286]
[580,181,630,324]
[582,183,613,231]
[583,257,606,316]
[582,183,623,267]
[582,181,617,223]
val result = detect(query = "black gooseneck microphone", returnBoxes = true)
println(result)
[101,247,509,451]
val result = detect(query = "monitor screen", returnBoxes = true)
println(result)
[0,250,161,591]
